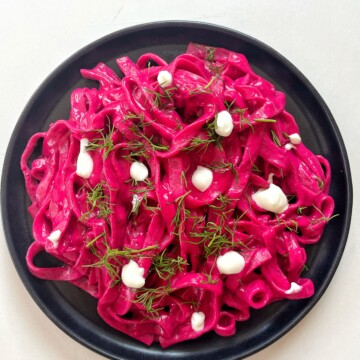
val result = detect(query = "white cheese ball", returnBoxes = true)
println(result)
[157,70,173,88]
[284,143,295,151]
[76,138,93,179]
[216,251,246,275]
[121,260,145,289]
[130,162,149,182]
[289,133,301,145]
[252,183,289,214]
[191,166,213,192]
[215,110,234,137]
[47,230,61,248]
[285,282,303,295]
[191,311,205,332]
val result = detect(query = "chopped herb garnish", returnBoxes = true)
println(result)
[172,191,192,232]
[133,285,171,316]
[188,76,216,95]
[201,271,219,285]
[205,115,223,148]
[190,221,235,257]
[312,205,339,223]
[254,118,277,123]
[182,136,216,152]
[84,239,158,284]
[181,170,188,187]
[301,264,309,273]
[146,87,177,109]
[297,206,308,215]
[81,182,113,221]
[128,179,155,217]
[271,129,281,147]
[129,123,170,152]
[205,46,216,62]
[122,139,149,162]
[123,112,146,122]
[252,163,261,173]
[315,176,325,190]
[208,161,238,178]
[86,123,115,159]
[151,249,188,280]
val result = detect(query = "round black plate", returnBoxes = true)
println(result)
[1,21,352,360]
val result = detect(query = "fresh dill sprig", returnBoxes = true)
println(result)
[301,264,309,273]
[208,161,238,178]
[130,178,154,194]
[224,99,236,112]
[86,231,106,248]
[129,184,159,217]
[253,118,277,123]
[182,136,216,152]
[240,117,254,132]
[252,163,261,173]
[171,191,192,244]
[188,87,213,96]
[188,193,248,258]
[190,221,235,258]
[123,112,146,122]
[171,191,192,231]
[81,182,113,220]
[129,194,142,217]
[205,115,223,148]
[271,129,281,147]
[208,194,237,235]
[146,87,177,109]
[84,240,158,283]
[224,100,251,128]
[276,215,299,233]
[232,208,250,226]
[188,77,216,95]
[224,100,247,118]
[224,100,258,132]
[286,220,299,232]
[133,285,171,316]
[129,123,170,152]
[122,139,150,162]
[180,300,199,308]
[208,62,224,76]
[205,46,216,62]
[286,194,296,203]
[297,206,308,215]
[182,113,224,153]
[201,271,219,285]
[181,171,188,187]
[86,123,115,159]
[201,261,219,285]
[128,179,155,217]
[209,194,232,212]
[144,204,161,214]
[105,244,159,259]
[151,249,188,280]
[312,205,339,223]
[190,214,206,232]
[204,77,216,90]
[314,176,325,190]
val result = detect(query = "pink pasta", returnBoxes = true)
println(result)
[21,43,334,348]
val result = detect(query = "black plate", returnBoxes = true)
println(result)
[1,21,352,360]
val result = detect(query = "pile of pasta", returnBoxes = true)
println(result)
[21,43,334,347]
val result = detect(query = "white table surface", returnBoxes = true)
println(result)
[1,1,359,359]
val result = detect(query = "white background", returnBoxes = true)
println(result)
[0,1,359,359]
